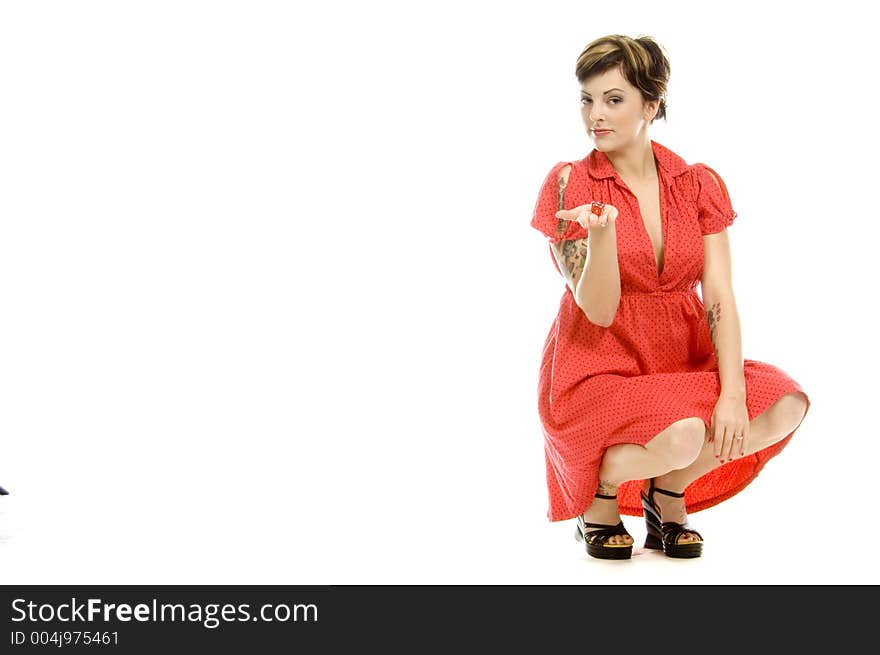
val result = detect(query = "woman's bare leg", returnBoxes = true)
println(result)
[581,416,707,545]
[645,391,809,541]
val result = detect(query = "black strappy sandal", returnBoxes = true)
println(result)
[641,479,703,559]
[574,492,633,560]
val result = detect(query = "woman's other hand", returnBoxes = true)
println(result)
[709,393,750,462]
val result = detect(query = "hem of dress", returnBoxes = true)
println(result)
[545,387,811,522]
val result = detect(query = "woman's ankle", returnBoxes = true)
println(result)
[649,474,686,494]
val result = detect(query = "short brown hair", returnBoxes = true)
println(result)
[575,34,670,123]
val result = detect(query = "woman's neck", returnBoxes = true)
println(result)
[605,138,657,184]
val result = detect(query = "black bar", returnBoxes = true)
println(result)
[0,585,871,651]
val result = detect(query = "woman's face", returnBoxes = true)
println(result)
[580,67,658,152]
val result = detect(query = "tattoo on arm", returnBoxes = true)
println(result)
[549,168,588,290]
[552,239,588,289]
[555,172,567,238]
[706,301,721,352]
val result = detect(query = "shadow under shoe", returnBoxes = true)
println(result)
[641,479,703,558]
[574,492,633,560]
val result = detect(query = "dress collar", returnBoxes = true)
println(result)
[585,139,689,187]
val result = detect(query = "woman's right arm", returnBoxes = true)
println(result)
[550,165,621,327]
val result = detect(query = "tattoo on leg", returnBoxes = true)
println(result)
[706,301,721,352]
[597,480,618,495]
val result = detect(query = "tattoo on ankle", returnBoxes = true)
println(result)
[597,480,618,495]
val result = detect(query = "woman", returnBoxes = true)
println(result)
[530,34,810,559]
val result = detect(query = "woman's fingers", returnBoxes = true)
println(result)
[554,208,578,221]
[715,426,728,460]
[739,425,748,457]
[716,424,735,461]
[717,423,748,462]
[733,424,747,458]
[602,204,619,224]
[554,207,589,228]
[555,202,617,229]
[587,202,618,228]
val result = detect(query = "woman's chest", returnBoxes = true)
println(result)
[626,178,664,270]
[570,171,706,285]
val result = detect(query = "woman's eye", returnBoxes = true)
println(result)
[580,97,622,105]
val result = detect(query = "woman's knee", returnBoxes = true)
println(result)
[655,417,706,469]
[770,392,808,433]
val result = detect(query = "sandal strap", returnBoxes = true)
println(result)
[579,518,631,546]
[660,521,703,546]
[643,479,686,516]
[652,487,685,498]
[582,520,621,530]
[581,491,629,546]
[648,479,685,499]
[644,481,701,546]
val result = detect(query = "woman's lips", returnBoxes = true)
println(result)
[593,129,611,136]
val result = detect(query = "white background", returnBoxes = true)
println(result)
[0,1,877,584]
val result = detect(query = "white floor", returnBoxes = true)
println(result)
[0,347,873,586]
[0,445,875,586]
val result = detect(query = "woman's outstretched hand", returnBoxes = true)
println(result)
[555,202,619,230]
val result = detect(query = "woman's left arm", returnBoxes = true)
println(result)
[701,229,749,460]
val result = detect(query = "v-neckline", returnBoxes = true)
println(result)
[652,172,667,280]
[620,166,667,282]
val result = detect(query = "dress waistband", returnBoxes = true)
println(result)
[620,288,697,297]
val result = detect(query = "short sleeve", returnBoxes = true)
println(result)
[693,163,737,235]
[530,161,589,243]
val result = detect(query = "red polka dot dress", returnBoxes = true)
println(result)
[530,140,810,521]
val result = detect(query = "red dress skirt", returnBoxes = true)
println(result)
[531,140,810,520]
